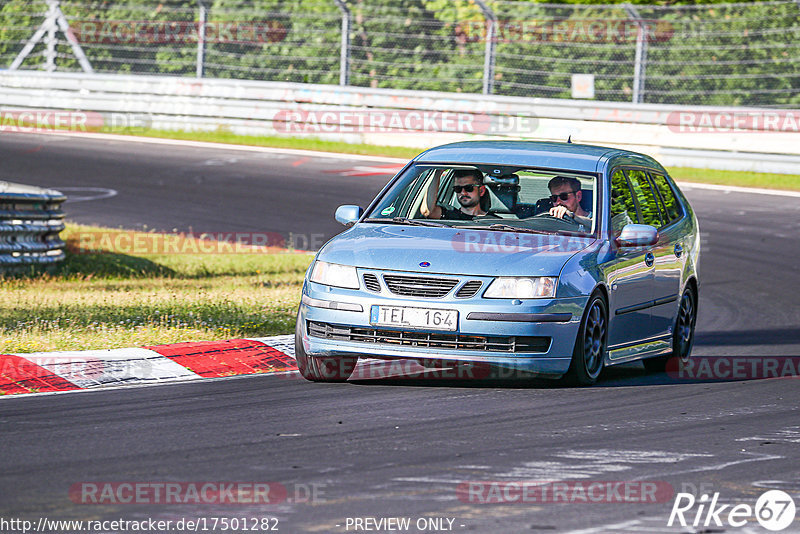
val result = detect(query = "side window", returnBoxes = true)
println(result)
[610,170,638,236]
[626,169,663,228]
[650,172,682,224]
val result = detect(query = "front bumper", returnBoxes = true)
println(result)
[298,277,588,378]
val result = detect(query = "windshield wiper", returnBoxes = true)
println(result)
[455,223,550,235]
[363,217,449,227]
[392,217,450,227]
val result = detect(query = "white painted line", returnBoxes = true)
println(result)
[557,449,712,463]
[736,426,800,443]
[638,451,785,481]
[20,348,197,389]
[56,187,118,203]
[34,130,410,163]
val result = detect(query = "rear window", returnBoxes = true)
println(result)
[650,173,683,225]
[626,169,664,228]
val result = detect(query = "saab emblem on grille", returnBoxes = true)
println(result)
[419,261,430,267]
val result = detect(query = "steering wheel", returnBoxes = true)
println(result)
[533,211,580,225]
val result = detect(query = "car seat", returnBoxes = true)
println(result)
[486,174,519,214]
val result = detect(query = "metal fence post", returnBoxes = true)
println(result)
[625,4,648,104]
[44,0,57,71]
[333,0,351,86]
[474,0,496,95]
[196,0,208,78]
[10,0,93,73]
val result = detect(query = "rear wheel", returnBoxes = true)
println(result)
[294,312,358,382]
[563,292,608,386]
[643,286,697,372]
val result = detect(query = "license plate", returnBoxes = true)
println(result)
[370,305,458,331]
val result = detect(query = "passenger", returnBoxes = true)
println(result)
[548,175,592,226]
[421,169,496,220]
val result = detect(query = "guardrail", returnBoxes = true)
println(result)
[1,70,799,174]
[0,181,66,271]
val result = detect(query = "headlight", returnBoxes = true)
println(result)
[309,261,360,289]
[484,277,557,299]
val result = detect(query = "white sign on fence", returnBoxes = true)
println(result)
[571,74,595,99]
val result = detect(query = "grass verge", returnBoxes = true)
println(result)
[667,167,800,190]
[0,224,312,353]
[119,128,800,191]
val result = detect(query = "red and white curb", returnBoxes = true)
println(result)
[0,335,297,397]
[1,334,485,397]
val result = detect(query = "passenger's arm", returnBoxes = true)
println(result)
[420,169,444,219]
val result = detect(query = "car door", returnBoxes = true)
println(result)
[605,169,656,349]
[645,171,685,337]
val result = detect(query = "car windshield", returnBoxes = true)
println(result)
[365,163,597,235]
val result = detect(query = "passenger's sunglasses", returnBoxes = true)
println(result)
[550,191,578,202]
[453,184,480,193]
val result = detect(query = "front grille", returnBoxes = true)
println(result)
[308,321,550,353]
[363,273,381,292]
[382,274,459,298]
[455,280,482,298]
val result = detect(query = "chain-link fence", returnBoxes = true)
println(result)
[1,0,798,107]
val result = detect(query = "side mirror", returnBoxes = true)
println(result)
[335,205,363,227]
[616,224,658,247]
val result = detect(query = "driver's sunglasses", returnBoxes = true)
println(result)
[453,184,480,193]
[550,190,578,202]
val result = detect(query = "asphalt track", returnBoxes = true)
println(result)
[1,133,799,533]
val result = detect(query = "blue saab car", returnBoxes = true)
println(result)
[295,141,699,385]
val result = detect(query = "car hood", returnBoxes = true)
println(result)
[317,223,596,277]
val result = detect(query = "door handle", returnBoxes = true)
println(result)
[674,244,683,257]
[645,252,655,267]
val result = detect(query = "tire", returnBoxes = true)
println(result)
[294,312,358,382]
[643,286,697,372]
[562,292,608,386]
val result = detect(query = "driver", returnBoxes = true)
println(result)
[548,176,592,226]
[421,169,497,220]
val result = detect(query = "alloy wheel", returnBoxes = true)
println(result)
[675,290,696,362]
[583,300,606,378]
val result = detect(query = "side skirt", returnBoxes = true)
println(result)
[606,334,672,365]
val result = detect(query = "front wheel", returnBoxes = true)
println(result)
[294,312,358,382]
[562,293,608,386]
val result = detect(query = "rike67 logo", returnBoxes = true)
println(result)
[668,490,796,531]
